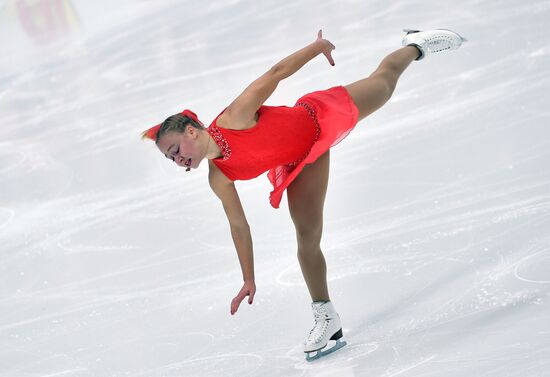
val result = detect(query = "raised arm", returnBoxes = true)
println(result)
[208,161,256,315]
[225,30,336,127]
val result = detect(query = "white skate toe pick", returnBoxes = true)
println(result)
[402,28,467,60]
[303,301,347,361]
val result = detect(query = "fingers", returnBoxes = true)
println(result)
[318,29,322,39]
[231,290,246,315]
[230,290,253,315]
[328,42,335,66]
[327,51,335,66]
[231,295,242,315]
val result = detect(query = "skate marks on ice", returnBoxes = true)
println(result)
[126,349,264,377]
[130,337,360,377]
[0,184,236,328]
[0,142,26,176]
[5,331,237,377]
[0,206,15,230]
[513,243,550,285]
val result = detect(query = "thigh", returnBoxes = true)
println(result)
[287,150,330,245]
[344,71,395,123]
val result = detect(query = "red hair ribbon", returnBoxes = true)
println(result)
[141,123,161,141]
[141,109,202,141]
[181,109,203,125]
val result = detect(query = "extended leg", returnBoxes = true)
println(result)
[344,46,419,123]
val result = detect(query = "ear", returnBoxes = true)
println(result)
[188,125,199,139]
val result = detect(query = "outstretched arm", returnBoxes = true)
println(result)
[225,30,336,127]
[209,161,256,315]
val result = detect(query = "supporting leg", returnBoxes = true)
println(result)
[297,244,329,302]
[287,150,331,302]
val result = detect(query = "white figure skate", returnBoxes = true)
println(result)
[402,28,467,60]
[304,301,347,361]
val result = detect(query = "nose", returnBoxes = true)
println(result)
[175,154,185,166]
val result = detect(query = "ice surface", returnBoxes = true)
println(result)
[1,0,550,376]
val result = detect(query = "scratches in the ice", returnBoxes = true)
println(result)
[275,262,305,287]
[513,242,550,284]
[382,355,436,377]
[128,352,264,377]
[344,342,379,361]
[0,144,26,175]
[0,206,15,230]
[41,368,90,377]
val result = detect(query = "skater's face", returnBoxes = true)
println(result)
[157,127,203,170]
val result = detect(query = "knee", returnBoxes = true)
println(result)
[371,68,398,99]
[295,225,323,251]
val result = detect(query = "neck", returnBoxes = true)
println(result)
[205,131,222,159]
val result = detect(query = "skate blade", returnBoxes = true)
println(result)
[305,339,347,362]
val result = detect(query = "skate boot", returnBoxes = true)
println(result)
[402,28,467,60]
[303,301,347,361]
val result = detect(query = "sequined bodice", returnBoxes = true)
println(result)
[207,124,232,161]
[206,103,320,181]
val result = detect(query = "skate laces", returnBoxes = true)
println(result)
[307,304,331,343]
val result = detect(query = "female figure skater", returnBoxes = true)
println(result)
[142,29,466,361]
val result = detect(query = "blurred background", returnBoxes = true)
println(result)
[1,0,549,376]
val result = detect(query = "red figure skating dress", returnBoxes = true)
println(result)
[207,85,359,209]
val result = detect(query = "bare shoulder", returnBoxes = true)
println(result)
[208,159,233,186]
[215,113,232,129]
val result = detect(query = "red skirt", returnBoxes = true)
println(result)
[267,85,359,209]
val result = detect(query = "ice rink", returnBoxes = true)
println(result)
[1,0,549,376]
